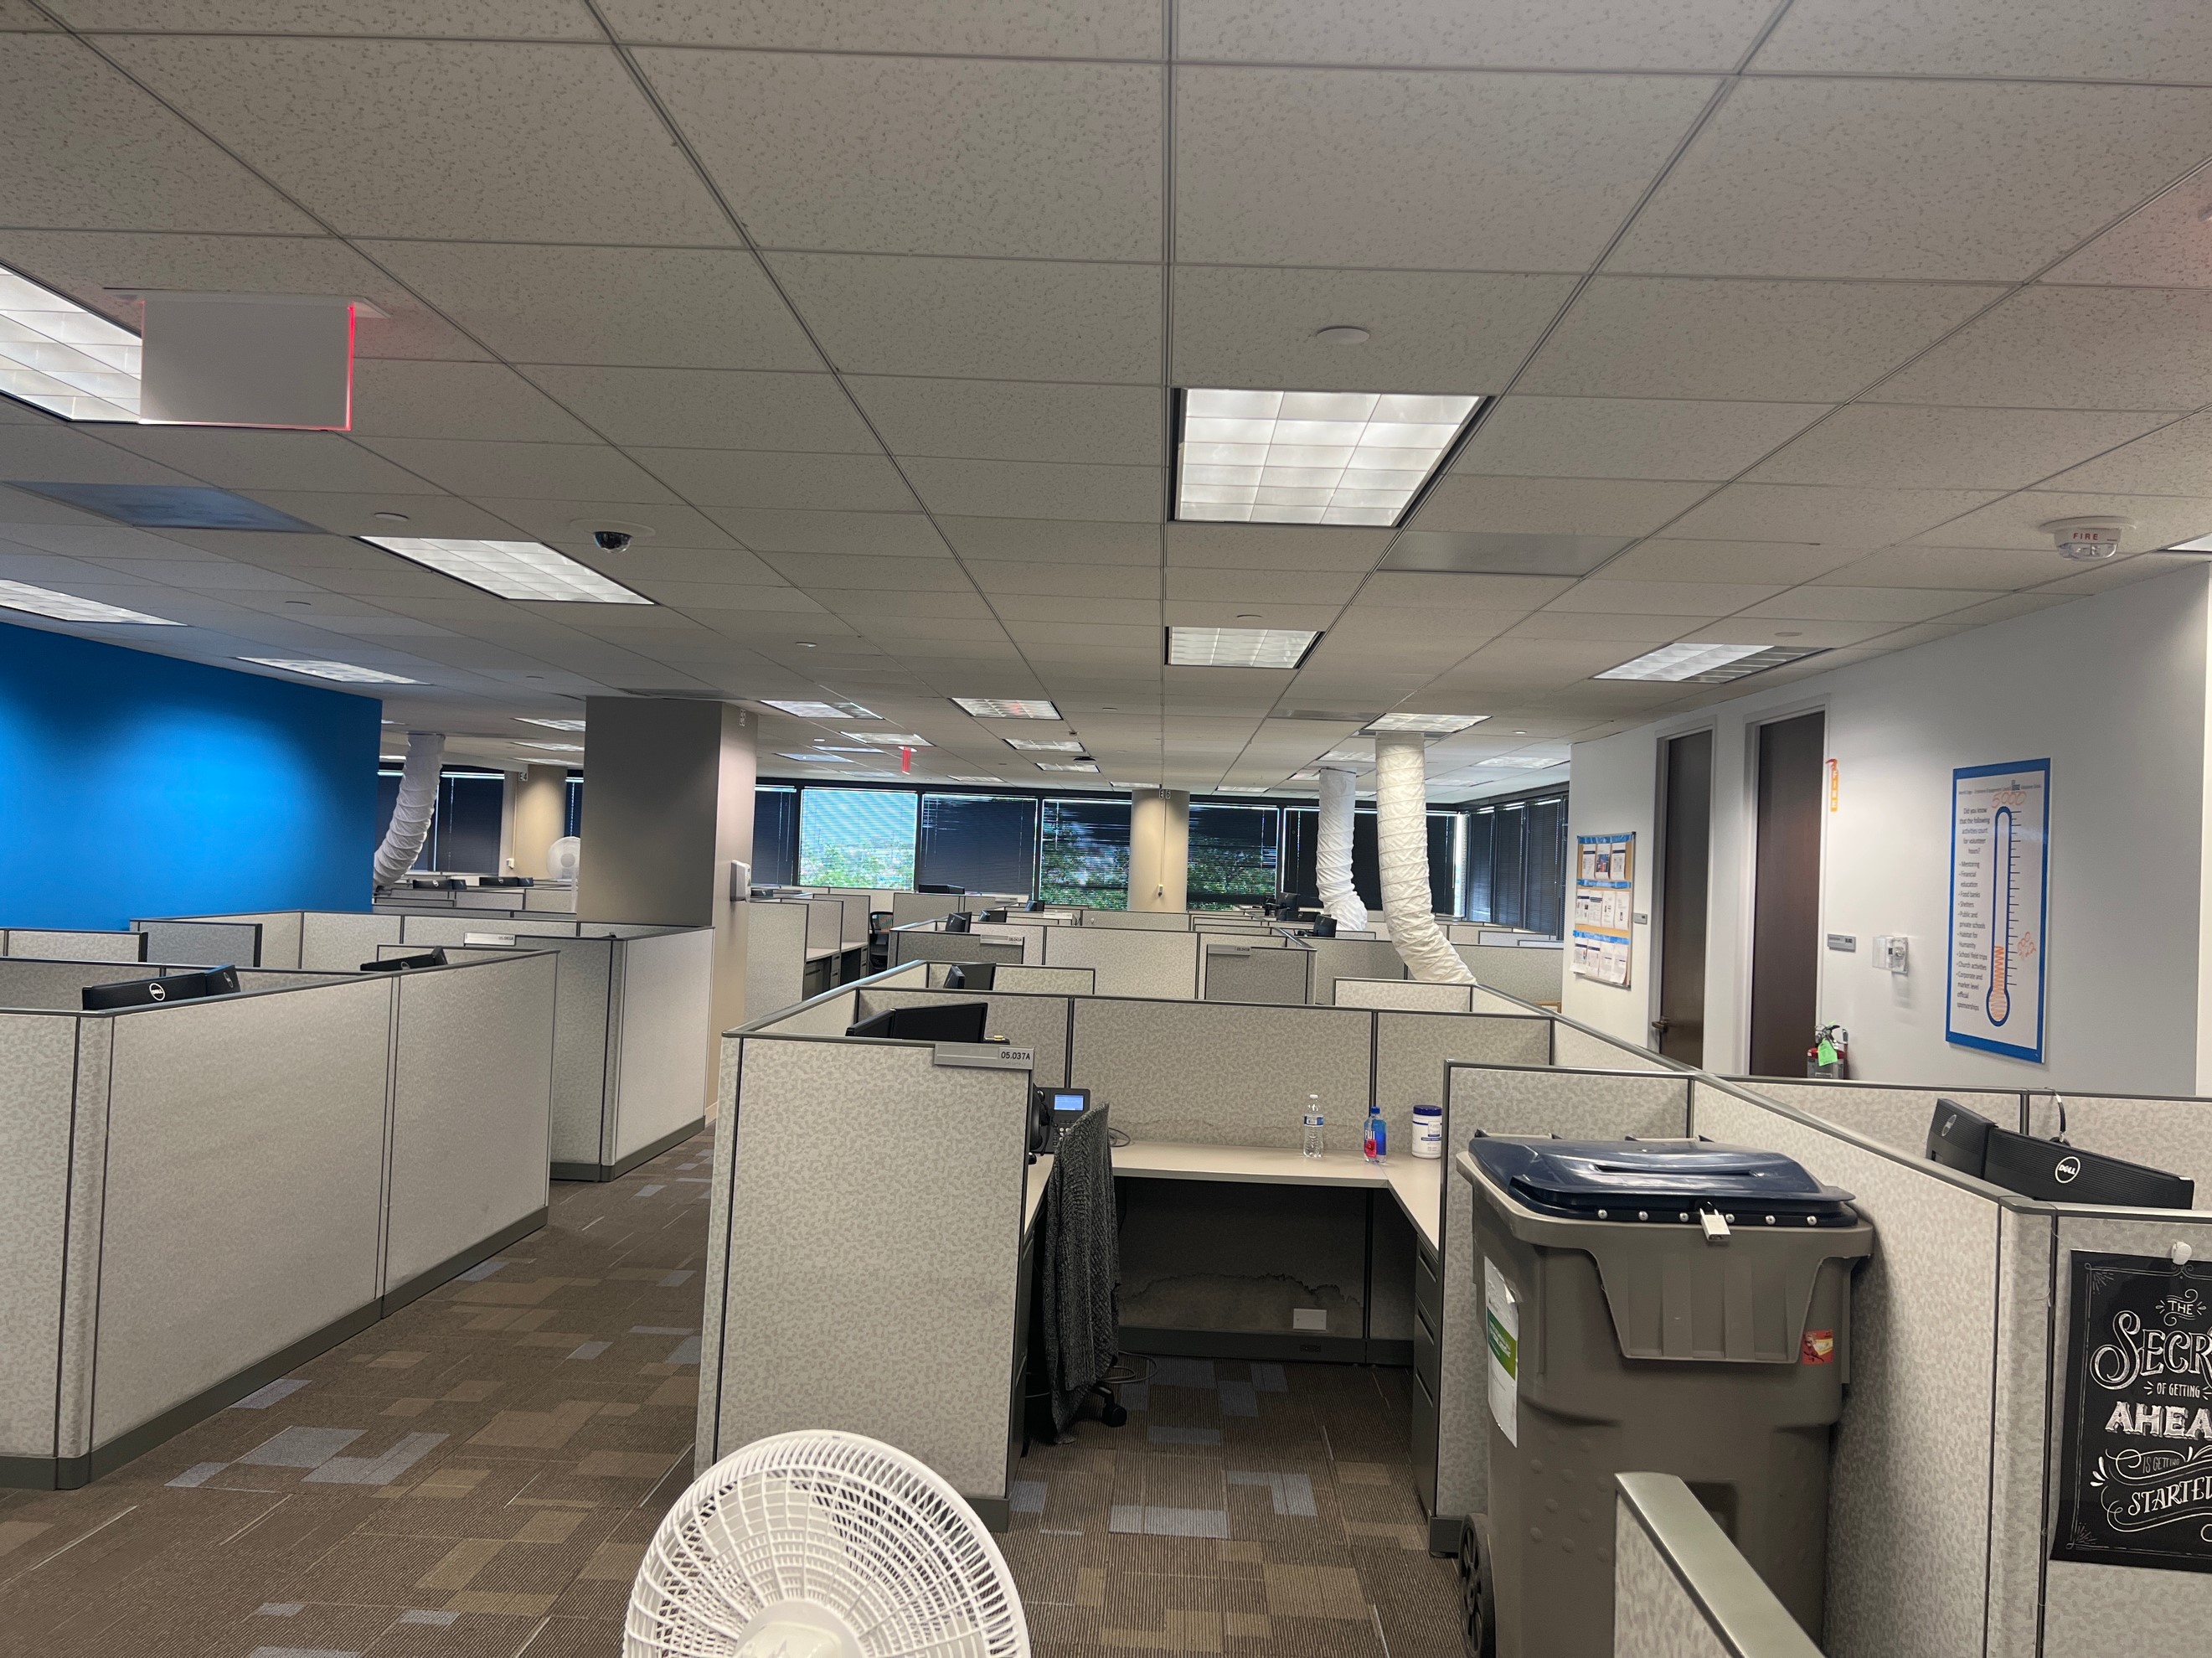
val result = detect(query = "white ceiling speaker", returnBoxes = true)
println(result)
[626,1430,1029,1658]
[548,835,581,882]
[2042,515,2132,561]
[1312,324,1371,345]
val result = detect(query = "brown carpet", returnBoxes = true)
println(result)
[0,1131,1462,1658]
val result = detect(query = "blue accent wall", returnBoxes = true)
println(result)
[0,621,380,927]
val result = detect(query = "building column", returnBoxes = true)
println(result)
[579,698,757,1087]
[1128,788,1190,912]
[508,762,566,877]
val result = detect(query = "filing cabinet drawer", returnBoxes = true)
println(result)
[1410,1367,1439,1513]
[1412,1302,1439,1400]
[1415,1237,1442,1330]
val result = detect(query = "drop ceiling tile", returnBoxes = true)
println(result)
[362,243,819,370]
[1520,276,2002,402]
[1355,571,1576,611]
[50,1,599,33]
[1175,66,1715,270]
[95,429,447,495]
[0,35,315,234]
[1458,396,1828,481]
[1003,621,1163,647]
[1663,484,2001,545]
[2046,163,2212,289]
[1177,0,1775,70]
[847,378,1161,467]
[1752,0,2212,81]
[1431,636,1648,685]
[1164,567,1360,605]
[1544,579,1785,616]
[937,517,1161,566]
[1504,611,1695,643]
[1414,477,1711,537]
[0,426,203,486]
[2039,414,2212,497]
[993,594,1160,626]
[469,497,740,550]
[601,0,1160,54]
[1612,79,2212,281]
[1737,586,1993,623]
[762,553,971,591]
[709,509,944,557]
[1170,268,1575,393]
[1162,600,1341,629]
[176,493,518,544]
[1748,405,2170,492]
[348,361,597,442]
[640,582,827,612]
[1594,539,1870,585]
[522,367,877,453]
[1910,490,2212,553]
[1873,288,2212,412]
[354,438,676,504]
[904,458,1159,523]
[837,601,1001,630]
[2036,551,2212,595]
[1684,616,1901,647]
[106,38,734,244]
[627,448,915,513]
[641,50,1161,261]
[970,561,1162,598]
[1164,523,1384,571]
[767,255,1160,383]
[1930,592,2080,627]
[611,546,784,585]
[1810,545,2069,590]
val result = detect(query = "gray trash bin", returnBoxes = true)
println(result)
[1457,1136,1873,1658]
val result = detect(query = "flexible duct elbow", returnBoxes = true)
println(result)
[1374,733,1475,984]
[1315,767,1369,932]
[373,731,446,887]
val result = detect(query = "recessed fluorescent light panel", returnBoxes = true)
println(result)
[780,752,851,763]
[10,481,322,530]
[947,775,1005,784]
[762,699,879,721]
[1596,642,1827,684]
[951,696,1061,719]
[519,741,582,752]
[1175,389,1481,527]
[240,657,418,684]
[853,731,930,746]
[518,717,585,731]
[0,579,179,625]
[814,745,884,753]
[1214,785,1268,794]
[1005,736,1086,752]
[1167,626,1320,669]
[0,266,142,421]
[361,536,650,604]
[2167,533,2212,552]
[1038,761,1101,772]
[1364,711,1488,735]
[1477,757,1566,770]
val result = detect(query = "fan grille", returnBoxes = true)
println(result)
[626,1431,1029,1658]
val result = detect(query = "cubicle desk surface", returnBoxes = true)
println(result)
[1115,1139,1443,1251]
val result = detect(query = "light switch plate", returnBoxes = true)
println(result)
[1292,1308,1328,1332]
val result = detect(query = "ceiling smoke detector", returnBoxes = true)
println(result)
[2043,516,2131,562]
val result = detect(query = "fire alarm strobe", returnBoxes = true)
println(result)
[2041,516,2132,562]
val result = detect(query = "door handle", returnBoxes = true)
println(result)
[1650,1018,1670,1033]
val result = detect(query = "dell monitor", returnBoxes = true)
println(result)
[918,883,966,896]
[1926,1098,1993,1177]
[845,1002,991,1044]
[199,963,241,996]
[1926,1098,2194,1208]
[945,962,997,991]
[82,969,214,1010]
[361,948,448,973]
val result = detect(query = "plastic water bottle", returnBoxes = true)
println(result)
[1364,1101,1388,1164]
[1302,1094,1325,1159]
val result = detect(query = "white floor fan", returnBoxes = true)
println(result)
[627,1431,1030,1658]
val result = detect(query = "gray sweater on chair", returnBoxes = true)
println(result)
[1040,1106,1120,1434]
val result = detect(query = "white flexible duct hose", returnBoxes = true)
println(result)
[373,731,445,886]
[1374,732,1476,984]
[1315,767,1369,931]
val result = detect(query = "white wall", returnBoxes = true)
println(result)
[1565,565,2212,1095]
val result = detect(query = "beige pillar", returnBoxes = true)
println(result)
[579,698,757,1100]
[1127,788,1190,912]
[509,763,567,878]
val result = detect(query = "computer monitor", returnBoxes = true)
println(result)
[1308,915,1338,938]
[1926,1098,1993,1176]
[845,1007,897,1040]
[82,969,213,1010]
[200,963,242,996]
[945,912,973,933]
[980,909,1008,924]
[845,1002,991,1044]
[918,883,966,895]
[360,948,448,973]
[1926,1098,2195,1208]
[945,962,997,991]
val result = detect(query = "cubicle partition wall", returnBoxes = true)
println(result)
[1455,940,1565,1005]
[0,953,554,1490]
[1199,937,1308,1005]
[924,963,1096,996]
[889,928,1027,972]
[1335,977,1475,1012]
[745,899,813,1021]
[1039,924,1201,998]
[1612,1473,1824,1658]
[377,883,579,915]
[136,917,265,968]
[1,929,148,963]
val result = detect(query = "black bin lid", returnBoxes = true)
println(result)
[1468,1135,1858,1227]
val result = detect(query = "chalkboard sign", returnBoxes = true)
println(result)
[2055,1251,2212,1573]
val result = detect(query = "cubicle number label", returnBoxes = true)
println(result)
[1946,761,2049,1064]
[2054,1251,2212,1574]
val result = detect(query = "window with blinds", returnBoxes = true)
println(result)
[798,788,918,887]
[752,786,797,886]
[1039,798,1131,907]
[1188,804,1281,909]
[918,793,1040,896]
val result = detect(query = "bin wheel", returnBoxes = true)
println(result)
[1460,1514,1497,1658]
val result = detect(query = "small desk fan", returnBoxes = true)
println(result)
[626,1430,1029,1658]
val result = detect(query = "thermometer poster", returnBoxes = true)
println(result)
[1946,760,2050,1063]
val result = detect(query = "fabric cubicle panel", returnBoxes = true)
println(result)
[0,1013,84,1459]
[136,918,262,967]
[1748,1077,2029,1161]
[749,988,859,1037]
[1457,943,1564,1005]
[889,891,969,927]
[855,988,1071,1087]
[1689,1077,2006,1658]
[890,929,1024,969]
[1373,1012,1550,1153]
[135,912,302,968]
[0,958,194,1010]
[699,1035,1029,1501]
[384,955,554,1295]
[804,898,844,953]
[609,927,715,1165]
[2037,1209,2212,1658]
[745,901,812,1022]
[1200,941,1308,1005]
[85,979,392,1450]
[301,911,403,970]
[522,887,578,912]
[1612,1494,1738,1658]
[399,914,578,943]
[533,937,612,1173]
[1334,977,1472,1012]
[1436,1065,1694,1531]
[2024,1091,2212,1198]
[993,964,1095,996]
[1553,1020,1672,1072]
[1079,909,1190,931]
[1042,926,1201,999]
[1470,984,1536,1016]
[1068,998,1369,1147]
[1305,937,1405,1005]
[4,929,147,963]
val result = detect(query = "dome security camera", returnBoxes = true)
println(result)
[593,529,633,554]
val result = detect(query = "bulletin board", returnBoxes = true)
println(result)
[1571,832,1635,988]
[1946,760,2049,1064]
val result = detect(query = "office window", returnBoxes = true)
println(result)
[1466,809,1494,921]
[1522,795,1567,937]
[565,773,582,839]
[376,766,505,874]
[1188,804,1280,909]
[798,788,918,886]
[1490,804,1527,928]
[1428,814,1459,917]
[374,769,428,871]
[1039,798,1130,907]
[753,785,797,886]
[920,793,1039,896]
[1281,808,1457,913]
